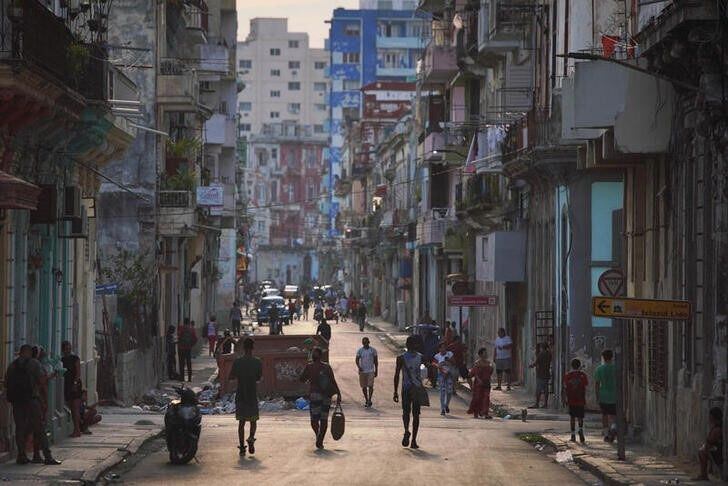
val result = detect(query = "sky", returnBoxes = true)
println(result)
[237,0,359,48]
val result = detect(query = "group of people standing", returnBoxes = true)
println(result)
[6,341,100,465]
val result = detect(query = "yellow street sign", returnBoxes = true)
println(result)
[591,297,691,321]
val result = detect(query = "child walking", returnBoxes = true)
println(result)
[563,358,588,443]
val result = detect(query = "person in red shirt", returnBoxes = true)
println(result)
[563,358,589,443]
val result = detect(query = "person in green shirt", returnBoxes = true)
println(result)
[229,338,263,456]
[594,349,617,443]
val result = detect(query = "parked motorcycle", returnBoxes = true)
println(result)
[164,386,201,465]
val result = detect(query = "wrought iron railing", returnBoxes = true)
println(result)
[159,191,193,208]
[0,0,106,100]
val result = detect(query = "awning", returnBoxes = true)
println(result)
[0,171,41,210]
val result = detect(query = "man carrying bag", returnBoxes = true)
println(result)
[300,347,341,450]
[394,336,428,450]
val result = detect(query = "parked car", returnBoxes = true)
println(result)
[262,288,281,298]
[256,295,290,326]
[283,285,299,299]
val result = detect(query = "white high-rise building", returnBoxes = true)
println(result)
[237,18,328,136]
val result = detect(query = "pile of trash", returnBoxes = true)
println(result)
[136,381,311,416]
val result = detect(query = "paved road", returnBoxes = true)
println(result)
[116,318,584,485]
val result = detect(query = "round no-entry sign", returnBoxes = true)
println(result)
[598,269,625,297]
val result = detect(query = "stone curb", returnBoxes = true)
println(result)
[80,428,163,484]
[541,433,633,486]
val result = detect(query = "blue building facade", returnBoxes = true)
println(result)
[325,7,429,236]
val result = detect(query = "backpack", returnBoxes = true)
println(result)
[317,365,335,397]
[6,360,33,404]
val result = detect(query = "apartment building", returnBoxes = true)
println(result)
[237,18,328,285]
[324,3,429,257]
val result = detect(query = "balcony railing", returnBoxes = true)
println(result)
[159,191,193,208]
[0,1,106,99]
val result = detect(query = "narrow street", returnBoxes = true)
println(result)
[113,318,583,485]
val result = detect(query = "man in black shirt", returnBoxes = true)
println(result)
[316,319,332,342]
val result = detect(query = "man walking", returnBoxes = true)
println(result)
[6,344,61,465]
[493,327,513,391]
[229,338,262,456]
[357,300,367,332]
[177,318,198,382]
[394,336,424,449]
[268,303,279,336]
[230,301,243,336]
[302,293,311,320]
[206,316,218,357]
[433,342,454,416]
[595,349,617,442]
[316,318,332,343]
[529,342,552,408]
[300,347,341,449]
[355,337,378,407]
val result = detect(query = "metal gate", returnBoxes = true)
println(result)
[535,310,555,393]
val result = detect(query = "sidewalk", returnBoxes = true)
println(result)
[0,413,162,484]
[366,317,717,485]
[0,351,220,484]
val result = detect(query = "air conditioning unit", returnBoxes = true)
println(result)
[291,70,298,76]
[63,186,81,220]
[60,206,88,239]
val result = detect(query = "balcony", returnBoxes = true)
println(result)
[376,36,423,50]
[478,0,528,58]
[159,191,197,236]
[637,1,718,57]
[456,173,502,216]
[0,2,106,99]
[421,128,468,164]
[158,71,200,112]
[197,44,232,76]
[421,40,458,85]
[376,66,417,78]
[183,3,209,43]
[205,114,237,147]
[416,208,456,247]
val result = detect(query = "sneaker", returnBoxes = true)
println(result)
[247,438,256,455]
[445,406,450,413]
[579,431,586,443]
[494,386,502,391]
[506,385,511,391]
[570,434,576,442]
[238,444,246,456]
[410,440,419,449]
[603,435,611,442]
[43,457,62,465]
[440,410,446,416]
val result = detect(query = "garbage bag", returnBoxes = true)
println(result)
[295,397,309,410]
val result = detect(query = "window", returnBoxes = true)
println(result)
[239,123,251,132]
[271,148,278,159]
[257,221,265,231]
[239,101,252,111]
[314,61,326,69]
[270,69,281,77]
[270,111,280,119]
[314,82,327,92]
[308,185,316,199]
[289,61,301,69]
[343,52,360,64]
[239,59,252,69]
[270,90,280,97]
[270,48,281,56]
[288,103,301,114]
[288,82,301,90]
[315,103,327,111]
[343,80,360,90]
[270,181,277,202]
[288,40,299,48]
[344,23,360,36]
[314,124,325,134]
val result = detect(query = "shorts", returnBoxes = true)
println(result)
[309,392,331,422]
[359,371,375,388]
[401,387,421,417]
[600,402,616,416]
[536,377,550,394]
[568,405,585,419]
[495,358,512,373]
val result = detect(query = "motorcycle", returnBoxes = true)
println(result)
[164,386,201,464]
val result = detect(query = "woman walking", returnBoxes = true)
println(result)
[467,348,493,419]
[433,342,454,416]
[206,316,218,357]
